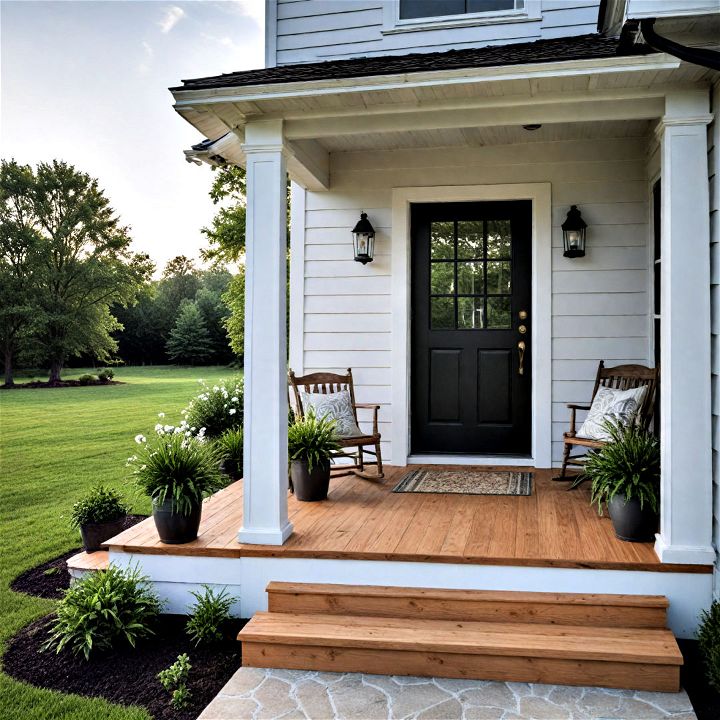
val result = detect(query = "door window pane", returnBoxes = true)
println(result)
[457,220,484,259]
[457,262,484,295]
[430,221,455,260]
[431,262,455,294]
[486,297,511,328]
[458,296,485,329]
[487,220,512,258]
[431,297,455,329]
[486,261,511,294]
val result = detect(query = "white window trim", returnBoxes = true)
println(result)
[382,0,541,34]
[390,182,552,469]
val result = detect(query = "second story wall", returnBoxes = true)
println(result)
[267,0,601,66]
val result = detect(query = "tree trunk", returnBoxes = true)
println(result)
[3,348,14,387]
[48,360,63,385]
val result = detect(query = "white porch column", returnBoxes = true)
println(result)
[655,91,715,565]
[238,119,293,545]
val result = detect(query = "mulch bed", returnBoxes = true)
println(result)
[679,639,720,720]
[10,515,148,600]
[4,614,246,720]
[1,380,124,389]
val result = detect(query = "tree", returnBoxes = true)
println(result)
[166,302,212,365]
[28,160,153,383]
[0,160,39,386]
[222,268,245,359]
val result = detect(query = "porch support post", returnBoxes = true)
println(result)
[238,119,293,545]
[654,90,715,565]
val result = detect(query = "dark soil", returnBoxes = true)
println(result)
[4,614,247,720]
[679,639,720,720]
[10,515,148,600]
[1,379,124,389]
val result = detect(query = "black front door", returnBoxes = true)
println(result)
[411,201,532,455]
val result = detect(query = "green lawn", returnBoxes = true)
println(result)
[0,366,240,720]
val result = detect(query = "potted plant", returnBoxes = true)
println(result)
[216,428,243,481]
[130,433,225,544]
[585,421,660,542]
[70,485,129,552]
[288,411,340,502]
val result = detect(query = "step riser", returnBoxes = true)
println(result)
[267,593,667,628]
[242,643,680,693]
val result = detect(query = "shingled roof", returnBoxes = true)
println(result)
[173,34,652,92]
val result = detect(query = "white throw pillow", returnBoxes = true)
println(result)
[299,390,362,438]
[577,385,648,442]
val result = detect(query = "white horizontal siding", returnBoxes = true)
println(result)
[275,0,601,64]
[293,135,651,464]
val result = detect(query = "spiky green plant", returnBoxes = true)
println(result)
[42,565,162,660]
[585,421,660,516]
[130,433,225,515]
[698,600,720,691]
[215,428,243,479]
[186,585,237,646]
[288,411,341,473]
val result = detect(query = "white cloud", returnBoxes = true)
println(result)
[159,5,185,34]
[137,41,153,75]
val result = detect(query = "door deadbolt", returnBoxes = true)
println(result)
[518,310,528,320]
[518,325,527,334]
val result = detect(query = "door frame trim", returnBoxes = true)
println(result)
[391,183,552,467]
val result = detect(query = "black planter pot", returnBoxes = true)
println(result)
[289,459,330,502]
[152,498,202,544]
[608,494,658,542]
[79,516,127,552]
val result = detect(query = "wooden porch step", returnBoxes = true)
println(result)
[67,550,109,580]
[266,582,669,628]
[239,611,682,692]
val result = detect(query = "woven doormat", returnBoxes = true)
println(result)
[392,468,533,496]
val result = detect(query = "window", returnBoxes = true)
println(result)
[429,219,513,330]
[399,0,523,21]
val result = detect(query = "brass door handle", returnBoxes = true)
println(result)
[518,340,526,375]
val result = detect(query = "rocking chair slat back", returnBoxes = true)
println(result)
[288,369,358,421]
[591,361,659,430]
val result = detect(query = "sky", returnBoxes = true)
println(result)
[0,0,265,273]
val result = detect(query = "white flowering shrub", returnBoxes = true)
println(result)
[179,378,243,439]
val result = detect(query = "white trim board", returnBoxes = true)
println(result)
[110,551,713,639]
[408,455,534,467]
[391,183,553,468]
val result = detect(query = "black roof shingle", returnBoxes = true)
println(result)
[173,34,652,92]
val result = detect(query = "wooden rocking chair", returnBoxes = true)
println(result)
[554,361,659,483]
[288,368,384,481]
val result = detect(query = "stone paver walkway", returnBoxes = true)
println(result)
[198,667,697,720]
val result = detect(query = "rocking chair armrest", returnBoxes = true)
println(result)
[353,403,381,435]
[566,403,591,410]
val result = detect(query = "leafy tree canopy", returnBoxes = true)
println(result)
[166,301,213,365]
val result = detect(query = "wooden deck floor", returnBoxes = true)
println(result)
[106,466,711,573]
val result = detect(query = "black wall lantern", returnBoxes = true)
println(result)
[352,212,375,264]
[562,205,587,258]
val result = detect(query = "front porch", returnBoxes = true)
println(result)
[106,466,712,637]
[109,466,673,569]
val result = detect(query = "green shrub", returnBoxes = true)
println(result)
[585,421,660,515]
[129,433,225,515]
[181,378,243,438]
[186,585,237,646]
[77,373,96,385]
[288,411,341,472]
[97,368,114,383]
[216,428,243,479]
[70,485,128,528]
[157,652,191,691]
[158,654,192,710]
[43,565,162,660]
[698,600,720,691]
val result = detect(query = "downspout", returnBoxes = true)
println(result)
[639,18,720,71]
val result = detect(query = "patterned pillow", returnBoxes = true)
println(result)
[299,390,362,438]
[577,385,648,442]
